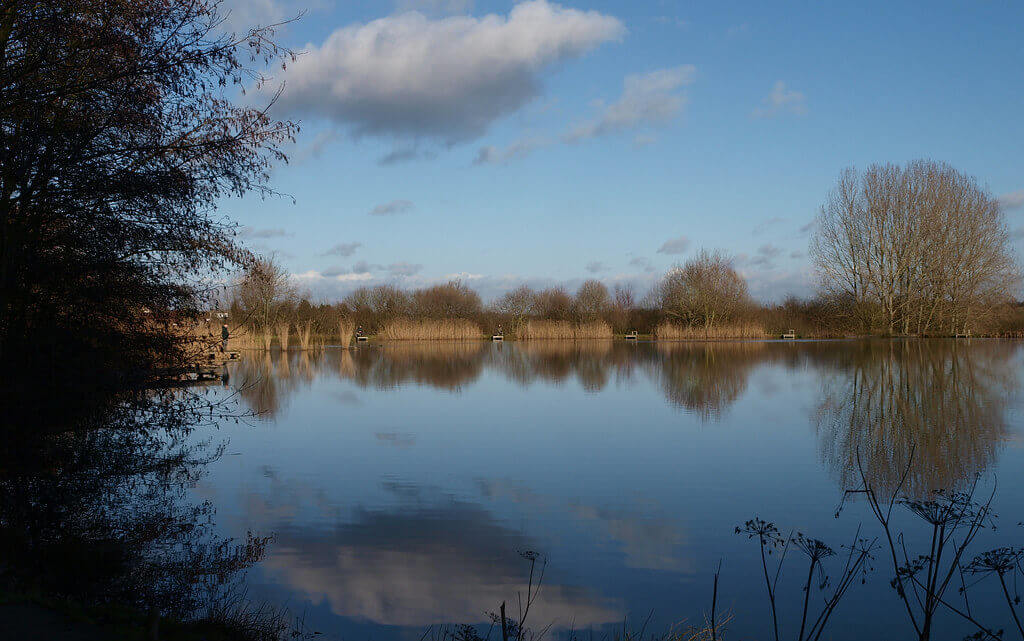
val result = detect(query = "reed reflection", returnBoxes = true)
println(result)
[234,341,770,420]
[813,340,1019,495]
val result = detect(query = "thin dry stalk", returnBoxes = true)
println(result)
[377,318,483,340]
[516,320,613,340]
[275,322,290,350]
[654,322,769,341]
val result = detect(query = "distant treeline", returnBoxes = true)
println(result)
[226,159,1024,344]
[226,252,1024,346]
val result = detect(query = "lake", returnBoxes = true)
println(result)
[197,339,1024,640]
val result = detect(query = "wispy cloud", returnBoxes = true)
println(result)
[239,226,293,239]
[629,256,656,273]
[656,236,690,255]
[322,242,362,257]
[585,261,607,274]
[654,16,688,28]
[752,216,787,235]
[394,0,474,14]
[387,262,423,277]
[473,137,551,165]
[752,81,807,118]
[290,128,342,164]
[352,260,374,274]
[748,243,782,268]
[370,200,415,216]
[998,190,1024,211]
[378,147,437,166]
[565,66,696,143]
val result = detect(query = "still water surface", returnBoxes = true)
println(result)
[199,340,1024,640]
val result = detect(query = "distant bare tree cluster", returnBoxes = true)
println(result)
[811,160,1021,335]
[656,249,751,330]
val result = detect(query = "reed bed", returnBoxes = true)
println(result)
[296,320,314,350]
[377,318,484,340]
[275,322,291,350]
[654,322,770,341]
[338,318,355,348]
[515,320,613,340]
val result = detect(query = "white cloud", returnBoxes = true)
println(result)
[752,81,807,118]
[370,200,415,216]
[272,1,624,145]
[656,236,690,255]
[565,66,696,142]
[444,272,485,280]
[999,190,1024,211]
[294,269,373,283]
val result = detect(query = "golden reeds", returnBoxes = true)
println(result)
[296,320,314,350]
[275,322,290,350]
[338,318,355,348]
[653,322,769,341]
[515,320,613,340]
[377,318,484,340]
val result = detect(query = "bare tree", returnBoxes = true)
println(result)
[531,287,573,321]
[658,249,750,332]
[811,161,1020,335]
[495,285,535,331]
[236,256,297,345]
[573,280,610,322]
[411,281,482,318]
[608,284,636,332]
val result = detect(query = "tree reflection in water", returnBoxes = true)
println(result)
[653,341,767,420]
[0,384,277,632]
[813,339,1018,495]
[231,339,1020,500]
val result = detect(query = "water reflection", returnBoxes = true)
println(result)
[233,340,1022,497]
[0,391,269,627]
[208,339,1024,640]
[812,340,1018,495]
[236,341,782,420]
[241,479,620,628]
[653,342,766,419]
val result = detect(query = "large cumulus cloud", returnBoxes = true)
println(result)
[271,1,624,144]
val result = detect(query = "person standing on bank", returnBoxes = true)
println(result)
[221,324,229,352]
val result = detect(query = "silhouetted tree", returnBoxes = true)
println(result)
[0,0,297,421]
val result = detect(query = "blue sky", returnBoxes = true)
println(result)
[219,0,1024,302]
